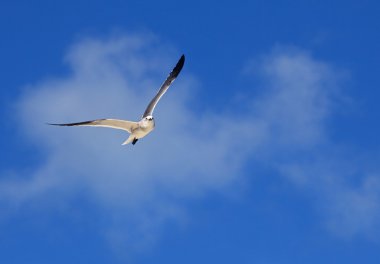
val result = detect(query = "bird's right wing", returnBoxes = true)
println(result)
[142,54,185,118]
[48,119,139,133]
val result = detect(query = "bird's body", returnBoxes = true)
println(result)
[124,116,155,145]
[49,55,185,145]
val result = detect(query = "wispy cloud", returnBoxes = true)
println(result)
[1,33,259,251]
[1,34,379,253]
[247,47,380,239]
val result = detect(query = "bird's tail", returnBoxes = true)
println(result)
[122,135,135,145]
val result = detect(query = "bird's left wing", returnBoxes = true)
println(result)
[142,54,185,118]
[48,119,138,133]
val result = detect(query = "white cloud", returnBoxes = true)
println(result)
[248,48,380,238]
[327,175,380,238]
[251,48,334,150]
[1,34,379,252]
[1,33,261,251]
[280,158,380,238]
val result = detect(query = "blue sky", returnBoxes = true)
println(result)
[1,0,380,263]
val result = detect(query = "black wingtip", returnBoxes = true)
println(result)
[46,120,98,126]
[46,122,64,126]
[178,54,185,68]
[171,54,185,78]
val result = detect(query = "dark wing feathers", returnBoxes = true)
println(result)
[143,54,185,117]
[48,119,138,133]
[47,119,105,126]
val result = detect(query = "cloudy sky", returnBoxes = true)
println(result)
[1,0,380,263]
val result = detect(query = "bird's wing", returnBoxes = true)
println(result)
[142,54,185,118]
[48,119,139,133]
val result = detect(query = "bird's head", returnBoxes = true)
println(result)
[144,116,154,121]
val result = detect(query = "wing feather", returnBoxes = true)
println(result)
[142,54,185,117]
[48,119,138,133]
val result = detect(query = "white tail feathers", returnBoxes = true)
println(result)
[122,135,135,145]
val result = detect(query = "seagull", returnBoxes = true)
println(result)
[49,54,185,145]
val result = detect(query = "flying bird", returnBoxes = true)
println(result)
[49,54,185,145]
